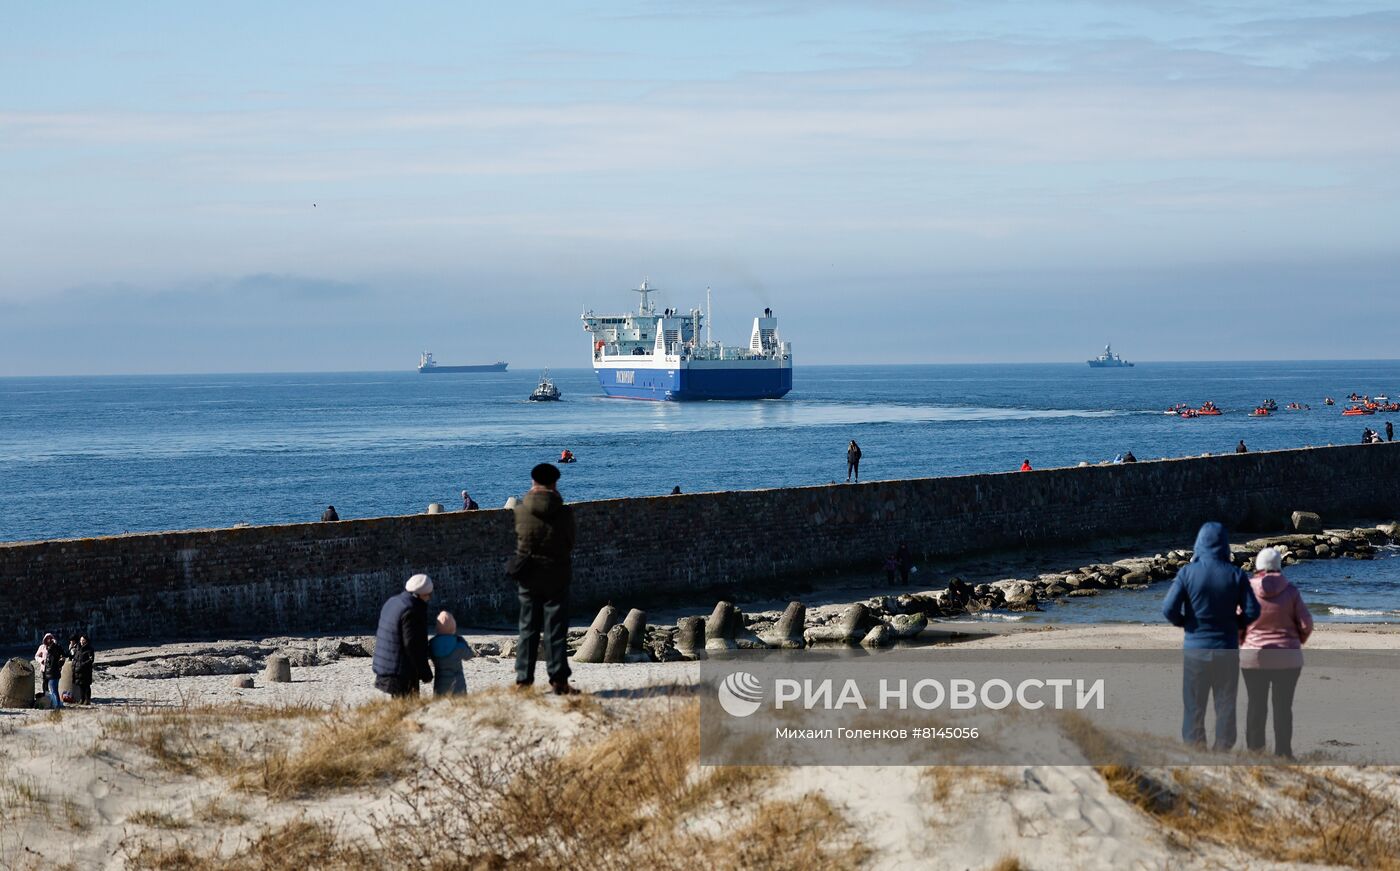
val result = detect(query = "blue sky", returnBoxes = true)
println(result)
[2,1,1398,374]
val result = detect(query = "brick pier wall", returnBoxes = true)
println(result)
[3,444,1398,646]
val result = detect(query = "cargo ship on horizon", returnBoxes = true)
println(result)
[581,280,792,400]
[417,352,508,374]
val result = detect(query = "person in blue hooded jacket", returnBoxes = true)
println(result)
[1161,521,1261,750]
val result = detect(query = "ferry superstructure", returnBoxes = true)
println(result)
[581,280,793,400]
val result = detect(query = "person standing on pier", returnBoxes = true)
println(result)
[1161,521,1260,750]
[846,440,862,482]
[1388,421,1394,442]
[509,463,579,695]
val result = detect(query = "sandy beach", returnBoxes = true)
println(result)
[4,621,1399,870]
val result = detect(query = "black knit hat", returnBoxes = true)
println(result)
[531,463,561,486]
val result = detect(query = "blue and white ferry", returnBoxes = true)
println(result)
[581,280,793,400]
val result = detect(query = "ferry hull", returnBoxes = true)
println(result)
[594,364,792,401]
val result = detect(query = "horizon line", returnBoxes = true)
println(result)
[6,359,1400,380]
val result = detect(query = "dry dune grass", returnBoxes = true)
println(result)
[236,697,423,799]
[103,697,424,798]
[375,698,867,870]
[1064,716,1400,869]
[125,696,869,871]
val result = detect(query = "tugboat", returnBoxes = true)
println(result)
[529,371,562,402]
[1087,344,1134,368]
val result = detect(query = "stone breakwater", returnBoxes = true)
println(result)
[3,443,1400,647]
[551,520,1399,660]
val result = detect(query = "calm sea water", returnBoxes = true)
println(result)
[3,362,1398,619]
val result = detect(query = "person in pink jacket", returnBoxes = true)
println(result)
[1240,547,1313,757]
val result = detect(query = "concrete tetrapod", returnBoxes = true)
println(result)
[603,625,630,664]
[675,616,706,660]
[804,603,871,646]
[263,654,292,683]
[705,601,739,651]
[589,605,620,636]
[761,601,807,649]
[0,657,35,708]
[622,608,647,653]
[572,628,607,664]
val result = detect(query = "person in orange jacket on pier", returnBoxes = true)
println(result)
[1019,459,1033,472]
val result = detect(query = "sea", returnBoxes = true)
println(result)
[3,361,1398,622]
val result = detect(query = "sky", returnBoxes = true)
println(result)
[2,0,1399,374]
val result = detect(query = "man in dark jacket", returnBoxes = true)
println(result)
[372,574,434,697]
[70,634,95,705]
[1235,440,1247,454]
[321,505,340,521]
[1162,522,1261,750]
[512,463,578,694]
[846,440,862,482]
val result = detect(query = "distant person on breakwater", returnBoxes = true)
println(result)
[1240,548,1313,758]
[1236,440,1248,454]
[671,485,682,495]
[883,554,899,585]
[321,505,339,522]
[846,440,862,482]
[1019,459,1032,471]
[371,574,434,697]
[508,463,579,695]
[1162,521,1260,750]
[429,611,470,696]
[1122,451,1137,463]
[1388,421,1395,442]
[461,491,479,511]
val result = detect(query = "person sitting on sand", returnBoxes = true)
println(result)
[1240,548,1312,758]
[1161,521,1260,750]
[429,611,471,696]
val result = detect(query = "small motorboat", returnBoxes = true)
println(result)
[1250,407,1271,417]
[1342,405,1374,416]
[1197,402,1222,416]
[529,371,562,402]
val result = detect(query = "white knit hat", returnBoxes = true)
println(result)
[405,573,434,595]
[1255,548,1282,573]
